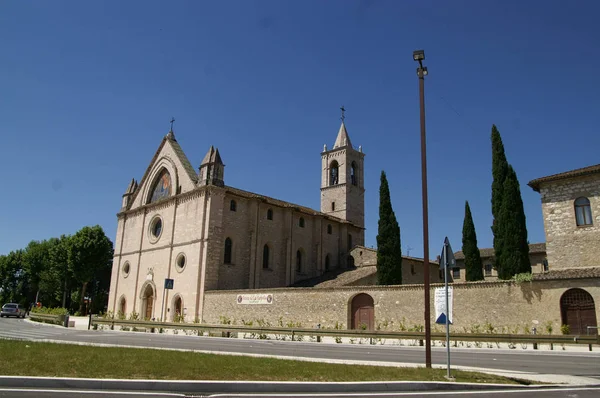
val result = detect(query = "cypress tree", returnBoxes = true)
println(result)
[376,171,402,285]
[496,166,531,279]
[462,201,484,281]
[491,125,509,272]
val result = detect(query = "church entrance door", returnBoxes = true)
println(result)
[142,285,154,320]
[560,288,597,335]
[350,293,374,330]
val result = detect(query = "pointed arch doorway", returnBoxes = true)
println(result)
[350,293,374,330]
[140,283,155,320]
[560,288,597,335]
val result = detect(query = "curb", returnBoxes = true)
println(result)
[0,376,564,394]
[5,336,600,387]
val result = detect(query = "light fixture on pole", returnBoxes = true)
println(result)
[413,49,432,369]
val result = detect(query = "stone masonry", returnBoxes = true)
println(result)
[529,165,600,270]
[203,275,600,333]
[107,122,366,323]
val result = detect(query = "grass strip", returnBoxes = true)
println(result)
[0,339,528,384]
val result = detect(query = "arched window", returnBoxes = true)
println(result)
[230,200,237,212]
[224,238,232,264]
[575,197,593,226]
[299,217,305,228]
[325,254,330,271]
[149,169,172,203]
[296,249,303,273]
[351,162,357,186]
[331,202,335,211]
[119,297,126,317]
[327,224,332,234]
[267,209,273,220]
[262,244,270,269]
[329,161,339,186]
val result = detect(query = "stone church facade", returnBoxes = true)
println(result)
[107,122,365,322]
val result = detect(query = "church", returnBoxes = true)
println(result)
[107,119,366,322]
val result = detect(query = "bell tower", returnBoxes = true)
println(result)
[320,107,365,229]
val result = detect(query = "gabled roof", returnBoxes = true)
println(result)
[333,122,352,149]
[169,135,199,183]
[454,243,546,260]
[126,132,198,210]
[528,163,600,192]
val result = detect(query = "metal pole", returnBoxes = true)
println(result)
[444,241,451,378]
[160,287,166,322]
[419,65,432,368]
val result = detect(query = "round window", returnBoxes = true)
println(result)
[176,253,186,272]
[122,262,131,277]
[149,216,163,242]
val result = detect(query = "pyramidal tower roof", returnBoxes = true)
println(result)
[125,178,137,194]
[201,145,223,165]
[333,121,352,149]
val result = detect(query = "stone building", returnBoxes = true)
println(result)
[528,163,600,270]
[107,121,365,322]
[453,243,547,281]
[291,246,443,289]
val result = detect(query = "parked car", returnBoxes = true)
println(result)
[0,303,26,318]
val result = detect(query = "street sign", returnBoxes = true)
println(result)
[439,237,456,270]
[439,236,454,379]
[435,286,453,324]
[164,278,174,290]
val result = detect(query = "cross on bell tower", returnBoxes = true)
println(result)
[320,107,365,234]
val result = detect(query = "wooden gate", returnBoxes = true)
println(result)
[560,288,597,335]
[351,293,374,330]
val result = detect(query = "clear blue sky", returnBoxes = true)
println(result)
[1,0,599,258]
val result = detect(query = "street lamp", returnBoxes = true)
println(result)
[413,49,432,369]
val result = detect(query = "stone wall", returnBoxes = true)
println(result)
[203,278,600,333]
[350,246,377,267]
[454,247,547,281]
[348,247,443,285]
[538,174,600,269]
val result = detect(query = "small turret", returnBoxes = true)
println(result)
[198,146,225,187]
[122,178,138,209]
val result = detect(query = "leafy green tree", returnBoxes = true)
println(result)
[491,125,509,271]
[68,226,113,314]
[496,166,531,279]
[0,250,26,304]
[38,236,71,308]
[376,171,402,285]
[462,201,484,281]
[22,240,53,305]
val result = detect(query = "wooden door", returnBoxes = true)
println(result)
[351,293,374,330]
[145,293,154,320]
[561,288,597,335]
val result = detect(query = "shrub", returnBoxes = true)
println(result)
[30,306,68,315]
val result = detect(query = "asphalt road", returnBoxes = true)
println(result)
[1,387,600,398]
[1,317,599,379]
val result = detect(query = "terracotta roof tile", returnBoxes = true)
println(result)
[533,267,600,281]
[454,243,546,260]
[528,163,600,192]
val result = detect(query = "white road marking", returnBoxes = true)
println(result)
[0,388,184,396]
[207,387,600,397]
